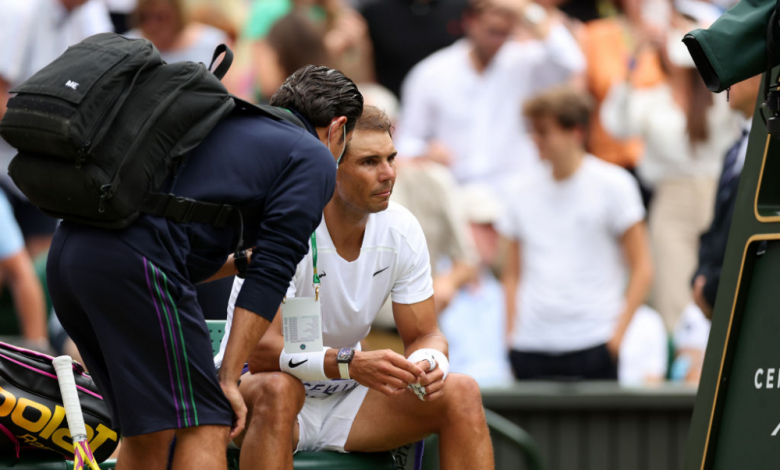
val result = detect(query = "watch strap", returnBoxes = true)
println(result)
[235,249,248,279]
[338,362,350,380]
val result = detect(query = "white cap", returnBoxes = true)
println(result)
[460,184,504,224]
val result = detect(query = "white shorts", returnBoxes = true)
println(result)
[295,384,370,453]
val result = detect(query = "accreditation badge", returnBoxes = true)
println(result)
[282,295,323,354]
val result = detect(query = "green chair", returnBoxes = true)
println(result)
[207,320,396,470]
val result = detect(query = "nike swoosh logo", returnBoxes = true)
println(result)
[289,359,308,368]
[373,266,390,277]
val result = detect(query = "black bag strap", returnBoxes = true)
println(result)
[141,193,245,252]
[209,44,233,80]
[232,97,306,129]
[141,193,236,227]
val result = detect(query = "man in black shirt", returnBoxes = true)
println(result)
[46,65,362,470]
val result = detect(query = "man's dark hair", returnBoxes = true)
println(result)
[270,65,364,133]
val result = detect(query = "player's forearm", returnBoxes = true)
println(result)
[247,331,284,374]
[404,332,448,358]
[219,306,271,384]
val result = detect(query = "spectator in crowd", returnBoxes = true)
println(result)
[501,86,653,380]
[104,0,138,33]
[0,192,49,353]
[360,0,469,98]
[239,0,374,91]
[670,303,710,383]
[577,0,664,171]
[600,1,740,331]
[125,0,232,64]
[230,12,330,103]
[618,305,668,385]
[395,0,586,188]
[439,184,513,387]
[0,0,113,258]
[670,74,763,384]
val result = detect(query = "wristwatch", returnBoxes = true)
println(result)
[336,347,356,379]
[234,249,248,279]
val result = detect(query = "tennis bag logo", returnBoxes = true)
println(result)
[0,343,119,461]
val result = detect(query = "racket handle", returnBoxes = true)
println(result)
[53,355,88,441]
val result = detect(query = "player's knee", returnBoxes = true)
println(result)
[252,372,305,418]
[443,374,485,424]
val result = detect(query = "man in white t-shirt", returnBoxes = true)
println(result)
[215,106,493,469]
[500,86,653,380]
[395,0,585,188]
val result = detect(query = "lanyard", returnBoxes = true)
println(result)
[311,233,320,300]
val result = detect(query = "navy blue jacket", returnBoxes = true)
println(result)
[112,111,336,321]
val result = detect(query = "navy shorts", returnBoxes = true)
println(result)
[46,224,232,436]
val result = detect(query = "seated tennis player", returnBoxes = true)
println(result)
[215,106,493,470]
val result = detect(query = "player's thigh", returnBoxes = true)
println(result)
[344,374,483,452]
[344,385,445,451]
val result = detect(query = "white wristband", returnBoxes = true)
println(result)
[407,348,449,380]
[280,347,331,381]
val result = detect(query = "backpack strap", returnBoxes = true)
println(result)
[140,193,237,228]
[232,97,306,130]
[209,44,233,80]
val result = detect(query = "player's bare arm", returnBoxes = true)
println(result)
[247,306,425,396]
[393,296,448,401]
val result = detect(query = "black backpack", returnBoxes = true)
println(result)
[0,32,303,232]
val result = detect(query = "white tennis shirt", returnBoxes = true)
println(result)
[215,202,434,369]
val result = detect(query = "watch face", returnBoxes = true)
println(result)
[337,348,352,362]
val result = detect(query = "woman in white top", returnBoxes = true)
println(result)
[600,6,740,331]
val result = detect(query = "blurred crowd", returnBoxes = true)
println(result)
[0,0,760,387]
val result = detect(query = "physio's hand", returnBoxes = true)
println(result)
[413,361,445,401]
[350,349,426,396]
[220,382,247,440]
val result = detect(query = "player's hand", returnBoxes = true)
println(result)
[414,360,446,401]
[220,381,247,440]
[350,349,426,396]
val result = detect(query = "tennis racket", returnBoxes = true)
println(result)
[52,355,101,470]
